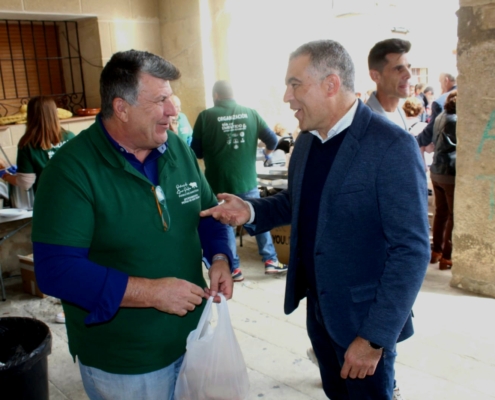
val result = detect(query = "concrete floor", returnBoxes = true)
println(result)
[1,234,495,400]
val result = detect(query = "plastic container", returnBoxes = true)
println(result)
[0,317,52,400]
[9,185,34,209]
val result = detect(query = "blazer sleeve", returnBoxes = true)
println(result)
[357,133,430,349]
[244,189,292,235]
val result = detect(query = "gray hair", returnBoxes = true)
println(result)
[441,72,457,83]
[290,40,355,93]
[100,50,181,120]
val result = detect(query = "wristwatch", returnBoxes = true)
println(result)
[368,341,384,350]
[212,255,229,263]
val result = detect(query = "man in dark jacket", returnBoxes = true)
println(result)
[416,72,457,146]
[201,40,430,399]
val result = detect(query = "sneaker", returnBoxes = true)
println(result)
[393,385,405,400]
[439,258,453,270]
[307,347,319,367]
[232,268,244,282]
[55,312,66,324]
[430,251,442,264]
[264,259,288,274]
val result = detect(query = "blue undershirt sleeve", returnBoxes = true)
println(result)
[258,127,278,151]
[33,242,128,325]
[198,216,234,272]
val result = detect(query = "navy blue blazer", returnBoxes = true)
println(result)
[247,100,430,350]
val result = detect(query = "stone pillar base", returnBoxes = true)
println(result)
[450,273,495,298]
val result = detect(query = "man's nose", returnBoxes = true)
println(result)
[164,100,178,116]
[405,67,412,80]
[283,86,293,103]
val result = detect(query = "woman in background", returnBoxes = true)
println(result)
[429,90,458,270]
[0,96,75,191]
[0,96,75,324]
[403,97,434,169]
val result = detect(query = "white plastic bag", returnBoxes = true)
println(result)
[174,293,249,400]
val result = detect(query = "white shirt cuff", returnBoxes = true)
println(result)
[246,201,255,224]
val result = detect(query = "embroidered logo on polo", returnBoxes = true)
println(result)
[176,182,200,205]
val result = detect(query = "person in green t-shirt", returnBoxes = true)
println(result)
[191,81,288,282]
[0,96,75,193]
[31,50,233,399]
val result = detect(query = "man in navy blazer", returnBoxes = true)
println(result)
[201,40,430,399]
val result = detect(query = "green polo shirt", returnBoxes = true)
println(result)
[32,122,217,374]
[16,130,75,192]
[193,99,268,194]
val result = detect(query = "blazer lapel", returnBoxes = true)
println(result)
[289,132,313,232]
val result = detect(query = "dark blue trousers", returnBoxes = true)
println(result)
[306,294,396,399]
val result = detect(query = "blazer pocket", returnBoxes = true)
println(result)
[350,282,379,303]
[339,184,365,194]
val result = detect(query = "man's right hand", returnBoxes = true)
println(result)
[200,193,251,226]
[122,277,205,316]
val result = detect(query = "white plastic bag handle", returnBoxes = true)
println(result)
[190,296,213,342]
[189,293,229,342]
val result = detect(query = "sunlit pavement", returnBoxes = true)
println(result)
[1,234,494,399]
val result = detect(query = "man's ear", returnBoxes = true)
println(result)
[113,98,129,122]
[324,74,341,97]
[369,69,381,84]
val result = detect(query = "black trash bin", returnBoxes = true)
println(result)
[0,317,52,400]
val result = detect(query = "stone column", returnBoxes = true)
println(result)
[451,0,495,297]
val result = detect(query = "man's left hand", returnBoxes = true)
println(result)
[340,336,383,379]
[205,259,233,302]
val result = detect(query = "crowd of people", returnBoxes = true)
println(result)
[0,36,457,400]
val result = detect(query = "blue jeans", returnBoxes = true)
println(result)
[78,355,184,400]
[306,294,396,399]
[229,187,278,269]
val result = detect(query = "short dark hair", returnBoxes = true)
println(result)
[415,83,425,92]
[289,40,355,93]
[212,80,234,99]
[100,50,181,120]
[444,90,457,114]
[423,86,434,94]
[368,39,411,72]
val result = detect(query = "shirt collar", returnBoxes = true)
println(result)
[309,99,358,143]
[97,115,168,157]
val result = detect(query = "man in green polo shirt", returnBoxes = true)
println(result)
[32,50,233,399]
[192,81,288,282]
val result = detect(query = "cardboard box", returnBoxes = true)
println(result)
[18,254,46,298]
[270,225,291,265]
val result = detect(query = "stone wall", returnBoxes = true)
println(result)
[451,0,495,297]
[159,0,206,124]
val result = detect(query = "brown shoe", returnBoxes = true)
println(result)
[430,251,442,263]
[439,258,452,270]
